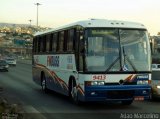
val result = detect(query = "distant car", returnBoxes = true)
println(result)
[151,64,160,99]
[6,58,16,66]
[0,59,9,72]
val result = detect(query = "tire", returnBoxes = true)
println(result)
[69,80,80,105]
[41,73,48,93]
[121,100,133,105]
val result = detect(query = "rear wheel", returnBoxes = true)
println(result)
[41,73,48,93]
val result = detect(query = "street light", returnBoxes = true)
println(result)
[34,3,41,27]
[28,19,32,26]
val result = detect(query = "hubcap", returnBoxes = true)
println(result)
[42,79,46,90]
[71,84,77,101]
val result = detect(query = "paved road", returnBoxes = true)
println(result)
[0,63,160,119]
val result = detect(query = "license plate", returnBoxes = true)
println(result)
[134,96,144,101]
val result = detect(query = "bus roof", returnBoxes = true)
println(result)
[35,19,147,36]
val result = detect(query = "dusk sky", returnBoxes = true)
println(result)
[0,0,160,35]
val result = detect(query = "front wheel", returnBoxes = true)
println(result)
[69,80,80,104]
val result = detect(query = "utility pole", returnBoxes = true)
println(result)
[34,3,41,27]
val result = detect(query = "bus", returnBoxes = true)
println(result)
[32,19,151,105]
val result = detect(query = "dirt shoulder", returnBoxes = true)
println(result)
[0,87,24,119]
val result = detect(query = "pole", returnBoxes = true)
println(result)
[34,3,41,27]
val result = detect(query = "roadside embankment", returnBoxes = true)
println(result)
[0,58,31,118]
[0,88,24,118]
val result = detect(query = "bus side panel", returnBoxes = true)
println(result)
[33,54,77,96]
[32,65,42,86]
[52,70,77,96]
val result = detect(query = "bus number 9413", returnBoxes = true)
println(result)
[92,75,106,80]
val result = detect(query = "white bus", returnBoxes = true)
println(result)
[32,19,151,105]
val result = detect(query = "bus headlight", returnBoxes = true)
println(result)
[91,81,105,86]
[86,81,105,86]
[137,80,148,85]
[157,86,160,89]
[98,81,105,85]
[91,81,98,85]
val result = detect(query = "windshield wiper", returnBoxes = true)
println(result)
[126,57,137,72]
[105,47,138,72]
[105,57,120,72]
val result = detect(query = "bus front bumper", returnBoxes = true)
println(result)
[83,85,151,102]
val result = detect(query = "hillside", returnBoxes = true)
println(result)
[0,23,31,28]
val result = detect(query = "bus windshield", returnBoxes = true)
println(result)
[85,28,151,72]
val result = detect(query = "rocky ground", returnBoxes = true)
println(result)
[0,86,24,119]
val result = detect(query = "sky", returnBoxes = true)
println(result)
[0,0,160,35]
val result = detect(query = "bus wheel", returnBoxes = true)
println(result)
[41,73,48,93]
[121,100,133,105]
[70,80,79,104]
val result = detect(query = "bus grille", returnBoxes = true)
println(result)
[105,82,136,85]
[107,90,134,99]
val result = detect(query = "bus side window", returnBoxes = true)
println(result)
[64,30,68,52]
[52,33,57,52]
[46,34,50,52]
[38,37,41,53]
[34,38,37,53]
[43,35,46,52]
[58,31,64,52]
[33,38,36,53]
[39,36,43,52]
[49,33,53,52]
[67,29,74,52]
